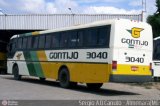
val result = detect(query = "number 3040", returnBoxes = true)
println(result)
[125,57,144,63]
[86,52,107,59]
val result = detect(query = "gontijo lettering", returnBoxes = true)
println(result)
[49,52,78,59]
[121,38,148,46]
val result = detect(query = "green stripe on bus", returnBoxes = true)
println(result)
[23,51,37,76]
[24,33,32,36]
[19,32,32,37]
[30,51,44,78]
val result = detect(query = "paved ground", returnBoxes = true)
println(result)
[0,75,160,100]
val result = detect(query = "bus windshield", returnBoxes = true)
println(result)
[153,39,160,60]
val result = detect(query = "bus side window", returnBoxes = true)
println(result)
[22,37,27,50]
[17,38,23,49]
[7,43,12,58]
[52,33,60,48]
[77,30,84,47]
[38,35,45,49]
[60,32,68,48]
[8,39,17,57]
[68,31,77,48]
[98,26,110,48]
[33,36,39,49]
[45,34,52,49]
[85,28,98,47]
[27,37,32,49]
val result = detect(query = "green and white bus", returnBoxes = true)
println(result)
[7,19,153,89]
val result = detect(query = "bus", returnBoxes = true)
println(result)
[0,40,7,74]
[7,19,153,89]
[152,37,160,81]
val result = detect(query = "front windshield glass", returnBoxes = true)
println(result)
[153,39,160,60]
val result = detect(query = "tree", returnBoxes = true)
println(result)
[147,0,160,38]
[156,0,160,14]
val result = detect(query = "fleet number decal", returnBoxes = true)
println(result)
[125,57,144,63]
[86,52,108,59]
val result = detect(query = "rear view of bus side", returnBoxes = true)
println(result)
[7,19,153,89]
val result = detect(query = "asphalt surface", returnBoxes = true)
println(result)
[0,75,160,100]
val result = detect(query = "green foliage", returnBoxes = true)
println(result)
[147,0,160,38]
[156,0,160,13]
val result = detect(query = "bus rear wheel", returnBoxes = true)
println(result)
[86,83,103,90]
[13,65,21,80]
[59,68,72,88]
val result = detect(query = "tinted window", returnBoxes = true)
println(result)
[52,33,60,48]
[8,39,17,58]
[9,39,16,52]
[33,36,39,49]
[17,38,23,49]
[38,35,45,49]
[153,40,160,60]
[68,31,77,48]
[22,37,27,49]
[77,30,84,47]
[27,37,32,49]
[98,25,111,47]
[85,28,98,47]
[45,35,52,49]
[60,32,68,48]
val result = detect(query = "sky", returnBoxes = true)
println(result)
[0,0,157,15]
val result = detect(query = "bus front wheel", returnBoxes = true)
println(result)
[13,65,21,80]
[86,83,103,90]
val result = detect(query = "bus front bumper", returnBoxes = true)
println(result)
[109,75,152,83]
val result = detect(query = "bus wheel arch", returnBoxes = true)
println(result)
[12,63,21,80]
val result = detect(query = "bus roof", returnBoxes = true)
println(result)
[10,19,149,39]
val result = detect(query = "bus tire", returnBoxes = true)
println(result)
[13,65,21,80]
[59,68,71,88]
[86,83,103,90]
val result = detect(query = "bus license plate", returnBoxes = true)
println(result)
[131,66,138,71]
